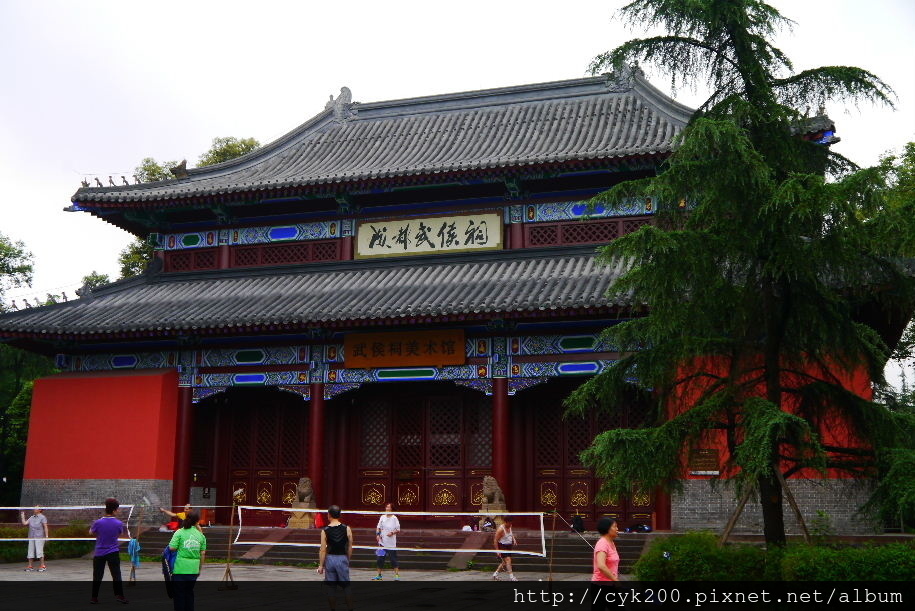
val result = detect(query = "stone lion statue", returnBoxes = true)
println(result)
[482,476,505,505]
[297,477,315,504]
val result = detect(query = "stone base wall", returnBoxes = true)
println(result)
[21,479,173,524]
[671,479,879,535]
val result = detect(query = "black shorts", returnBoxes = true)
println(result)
[497,543,513,557]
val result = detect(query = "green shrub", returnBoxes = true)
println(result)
[634,531,771,581]
[781,542,915,581]
[0,522,93,563]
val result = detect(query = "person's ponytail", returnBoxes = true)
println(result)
[182,511,200,530]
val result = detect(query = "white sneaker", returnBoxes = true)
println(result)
[509,574,518,581]
[492,572,500,581]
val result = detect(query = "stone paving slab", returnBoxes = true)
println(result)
[0,558,591,582]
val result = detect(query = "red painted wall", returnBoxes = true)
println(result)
[671,357,872,480]
[24,369,179,479]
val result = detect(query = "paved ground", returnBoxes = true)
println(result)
[0,558,591,582]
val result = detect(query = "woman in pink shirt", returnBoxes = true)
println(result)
[590,517,620,610]
[592,516,620,582]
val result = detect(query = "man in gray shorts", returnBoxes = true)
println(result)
[317,505,353,610]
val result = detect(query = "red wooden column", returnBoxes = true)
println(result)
[509,223,523,249]
[309,382,326,506]
[172,386,194,507]
[492,377,510,502]
[340,236,354,261]
[218,244,231,269]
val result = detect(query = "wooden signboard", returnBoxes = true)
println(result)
[343,329,466,368]
[355,212,502,259]
[688,448,720,475]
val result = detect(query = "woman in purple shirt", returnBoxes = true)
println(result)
[89,498,128,604]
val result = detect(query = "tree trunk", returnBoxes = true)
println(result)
[761,282,789,547]
[758,473,786,547]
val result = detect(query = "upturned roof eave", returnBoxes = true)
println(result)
[70,71,691,208]
[70,153,668,209]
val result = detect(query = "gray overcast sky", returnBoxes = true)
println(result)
[1,1,913,374]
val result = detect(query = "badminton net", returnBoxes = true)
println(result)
[234,505,546,557]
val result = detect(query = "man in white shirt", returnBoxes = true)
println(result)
[373,503,401,580]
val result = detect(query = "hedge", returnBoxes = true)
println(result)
[0,523,94,563]
[634,531,775,581]
[635,532,915,581]
[781,542,915,581]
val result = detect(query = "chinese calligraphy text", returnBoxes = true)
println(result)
[356,213,502,259]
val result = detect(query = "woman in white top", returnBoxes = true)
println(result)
[373,502,401,580]
[492,516,518,581]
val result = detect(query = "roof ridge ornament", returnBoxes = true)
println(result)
[325,86,358,122]
[604,64,642,93]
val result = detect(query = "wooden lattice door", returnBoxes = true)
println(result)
[529,381,655,528]
[354,384,492,517]
[219,389,309,525]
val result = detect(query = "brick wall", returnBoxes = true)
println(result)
[21,478,173,523]
[671,479,880,535]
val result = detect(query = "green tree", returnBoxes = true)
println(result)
[0,353,55,505]
[0,232,32,310]
[118,237,154,279]
[81,270,111,291]
[124,137,260,276]
[133,157,179,183]
[197,136,260,167]
[567,0,915,547]
[880,142,915,213]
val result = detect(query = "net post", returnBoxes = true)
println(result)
[218,502,238,590]
[547,511,556,582]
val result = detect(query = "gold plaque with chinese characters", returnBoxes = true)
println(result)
[356,212,502,259]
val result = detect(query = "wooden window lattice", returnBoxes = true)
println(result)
[465,398,492,467]
[527,225,560,246]
[166,252,192,272]
[279,407,307,470]
[230,240,341,268]
[428,398,462,467]
[524,218,651,249]
[623,219,648,234]
[535,405,561,466]
[360,400,391,468]
[262,243,310,265]
[566,416,590,466]
[230,411,252,469]
[254,408,278,468]
[192,249,218,269]
[312,241,339,261]
[561,220,619,244]
[233,246,260,267]
[395,405,423,468]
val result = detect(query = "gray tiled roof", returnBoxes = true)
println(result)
[73,70,692,205]
[0,249,632,337]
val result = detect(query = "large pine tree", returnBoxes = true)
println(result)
[567,0,915,546]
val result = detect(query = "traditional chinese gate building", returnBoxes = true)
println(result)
[3,70,710,528]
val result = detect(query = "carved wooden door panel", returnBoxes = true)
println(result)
[354,385,492,518]
[219,389,309,526]
[530,385,655,528]
[426,396,463,512]
[357,398,395,519]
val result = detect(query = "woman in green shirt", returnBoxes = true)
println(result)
[168,511,206,611]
